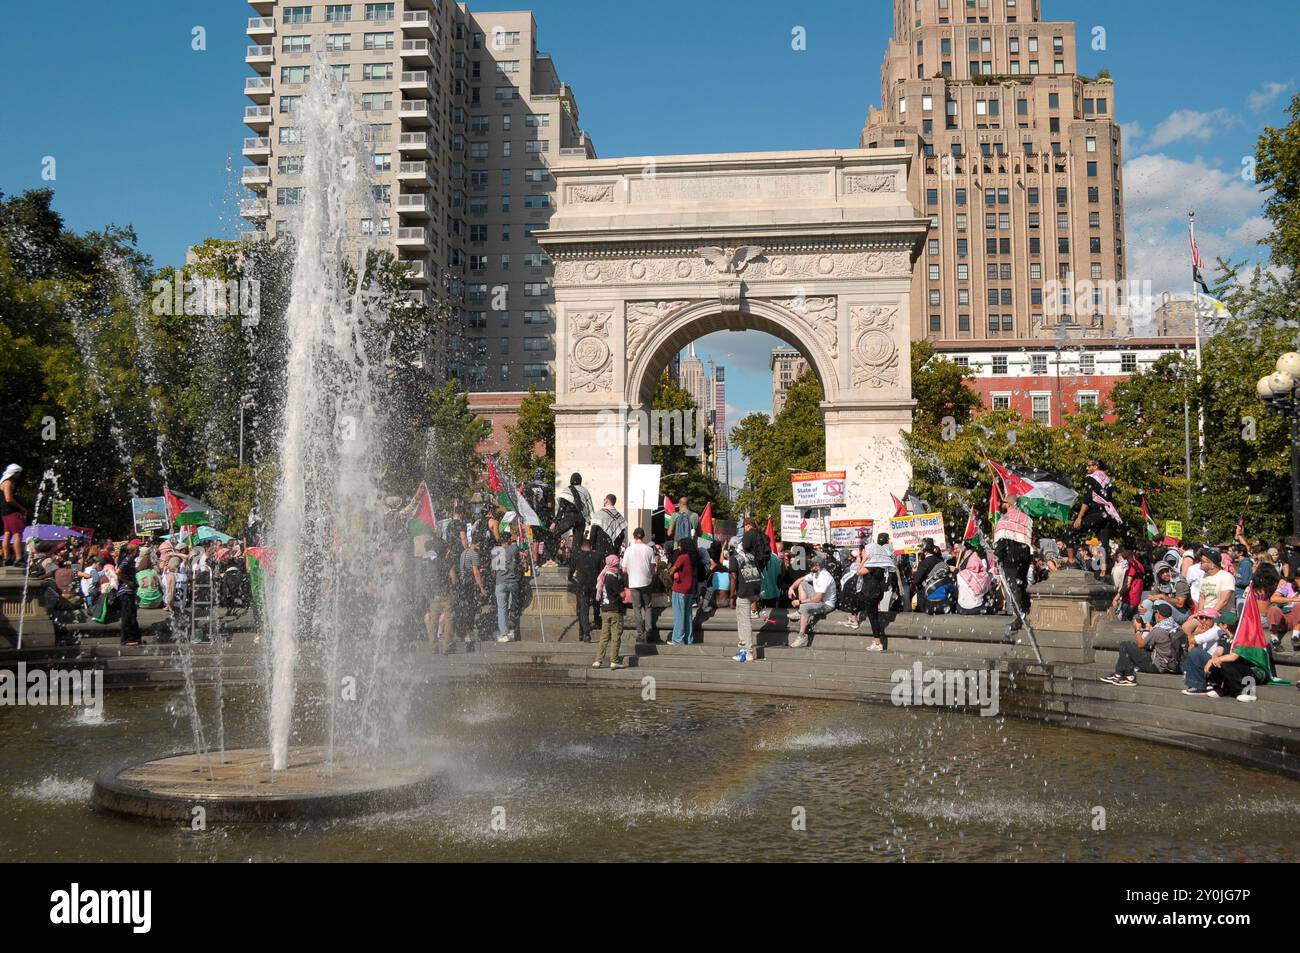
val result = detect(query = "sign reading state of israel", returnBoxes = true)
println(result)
[790,471,847,508]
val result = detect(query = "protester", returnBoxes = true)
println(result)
[670,537,696,645]
[956,549,991,615]
[1196,548,1237,625]
[1101,601,1182,685]
[1110,546,1145,621]
[490,531,522,643]
[993,498,1034,639]
[568,537,601,643]
[1073,458,1120,582]
[730,532,763,662]
[623,526,658,643]
[588,494,627,561]
[1,464,27,566]
[669,496,699,542]
[592,553,627,669]
[547,472,593,564]
[1181,609,1228,695]
[787,553,836,648]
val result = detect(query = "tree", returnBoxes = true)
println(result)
[422,380,492,506]
[731,371,825,523]
[504,386,555,485]
[650,371,732,520]
[1256,92,1300,274]
[911,339,982,440]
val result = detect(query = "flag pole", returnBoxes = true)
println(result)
[1189,210,1206,470]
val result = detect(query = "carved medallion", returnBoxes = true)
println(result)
[844,173,897,194]
[568,310,614,393]
[850,305,900,388]
[568,184,615,204]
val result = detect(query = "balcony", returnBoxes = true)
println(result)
[400,39,433,65]
[404,290,427,308]
[245,45,274,72]
[399,132,431,155]
[241,165,271,189]
[401,10,434,37]
[246,16,275,39]
[242,136,271,158]
[398,161,432,186]
[239,230,268,243]
[247,0,274,13]
[399,71,431,97]
[404,0,434,8]
[397,194,430,217]
[402,260,429,283]
[244,76,273,102]
[243,104,273,130]
[240,200,270,220]
[396,227,429,249]
[399,99,433,125]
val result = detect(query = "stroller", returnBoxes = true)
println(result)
[219,562,253,617]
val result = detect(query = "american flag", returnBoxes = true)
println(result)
[1190,233,1206,271]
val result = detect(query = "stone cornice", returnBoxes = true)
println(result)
[545,235,920,263]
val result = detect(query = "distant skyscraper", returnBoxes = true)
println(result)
[677,343,707,411]
[860,0,1127,345]
[770,346,810,415]
[711,365,727,485]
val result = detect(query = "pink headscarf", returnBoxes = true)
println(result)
[596,553,622,599]
[959,550,991,598]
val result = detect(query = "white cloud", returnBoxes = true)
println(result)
[1122,153,1267,297]
[1120,120,1144,151]
[1247,81,1291,113]
[1141,108,1237,151]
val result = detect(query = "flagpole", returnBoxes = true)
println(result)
[1189,210,1206,470]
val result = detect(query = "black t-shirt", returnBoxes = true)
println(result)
[569,550,602,591]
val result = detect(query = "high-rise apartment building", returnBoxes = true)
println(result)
[861,0,1127,345]
[240,0,594,391]
[770,347,811,415]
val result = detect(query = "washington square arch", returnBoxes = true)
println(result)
[536,148,930,521]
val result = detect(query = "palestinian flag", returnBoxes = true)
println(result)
[485,456,512,511]
[663,496,676,516]
[987,460,1077,523]
[1232,591,1283,685]
[165,488,220,528]
[245,546,273,611]
[699,502,715,541]
[408,481,436,537]
[1141,495,1158,541]
[891,493,907,518]
[962,509,983,554]
[987,479,1001,528]
[515,487,541,527]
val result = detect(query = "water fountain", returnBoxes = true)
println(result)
[94,67,441,822]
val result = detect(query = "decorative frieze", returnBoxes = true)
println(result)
[567,184,616,204]
[624,300,693,367]
[850,305,900,388]
[553,248,911,285]
[844,173,897,194]
[779,296,839,360]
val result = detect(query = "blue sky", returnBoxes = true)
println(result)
[2,0,1296,482]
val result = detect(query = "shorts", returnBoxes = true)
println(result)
[799,602,831,617]
[2,512,25,536]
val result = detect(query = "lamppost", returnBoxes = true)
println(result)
[238,396,256,468]
[1256,351,1300,535]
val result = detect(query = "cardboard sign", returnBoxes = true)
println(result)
[51,500,72,527]
[790,471,847,508]
[829,518,874,547]
[1165,520,1183,541]
[887,512,947,554]
[628,464,662,511]
[131,496,169,533]
[780,505,827,545]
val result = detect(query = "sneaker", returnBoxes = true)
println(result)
[1291,630,1300,650]
[790,637,809,649]
[591,661,602,668]
[733,650,748,662]
[496,634,512,643]
[1181,688,1208,695]
[1205,689,1220,697]
[1122,675,1137,685]
[1236,693,1256,703]
[609,660,624,670]
[507,631,516,642]
[867,642,884,652]
[1100,674,1126,685]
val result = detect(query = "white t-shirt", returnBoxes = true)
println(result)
[622,541,657,589]
[1197,569,1234,612]
[1185,562,1205,603]
[810,568,836,610]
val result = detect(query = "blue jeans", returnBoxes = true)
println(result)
[1183,646,1212,691]
[671,590,695,644]
[495,581,518,637]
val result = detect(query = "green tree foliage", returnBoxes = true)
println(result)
[504,385,555,485]
[911,339,982,439]
[731,371,825,523]
[423,380,492,505]
[651,371,731,520]
[1256,92,1300,274]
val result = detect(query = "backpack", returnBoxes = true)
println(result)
[923,561,955,599]
[672,511,694,541]
[601,571,626,608]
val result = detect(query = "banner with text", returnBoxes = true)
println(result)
[780,505,827,545]
[829,519,874,547]
[131,496,169,534]
[887,512,947,554]
[790,471,847,508]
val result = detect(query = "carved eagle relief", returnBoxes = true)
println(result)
[695,245,765,276]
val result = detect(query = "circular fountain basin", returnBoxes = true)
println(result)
[93,746,441,823]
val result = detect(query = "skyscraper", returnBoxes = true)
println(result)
[241,1,595,391]
[770,346,811,415]
[860,0,1127,345]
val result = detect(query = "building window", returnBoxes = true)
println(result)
[992,355,1008,375]
[1120,353,1137,373]
[1077,392,1099,412]
[364,3,395,21]
[1030,354,1048,375]
[1079,353,1095,375]
[283,6,312,25]
[325,4,352,22]
[326,33,351,51]
[992,394,1011,410]
[523,195,550,209]
[1031,394,1051,424]
[930,314,941,332]
[363,31,394,50]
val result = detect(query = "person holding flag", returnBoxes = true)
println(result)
[1073,458,1121,582]
[546,472,594,564]
[1203,562,1288,699]
[993,496,1035,639]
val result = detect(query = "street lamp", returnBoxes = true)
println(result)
[1256,352,1300,534]
[238,396,256,468]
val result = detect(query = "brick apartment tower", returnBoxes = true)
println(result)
[861,0,1127,344]
[241,0,595,392]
